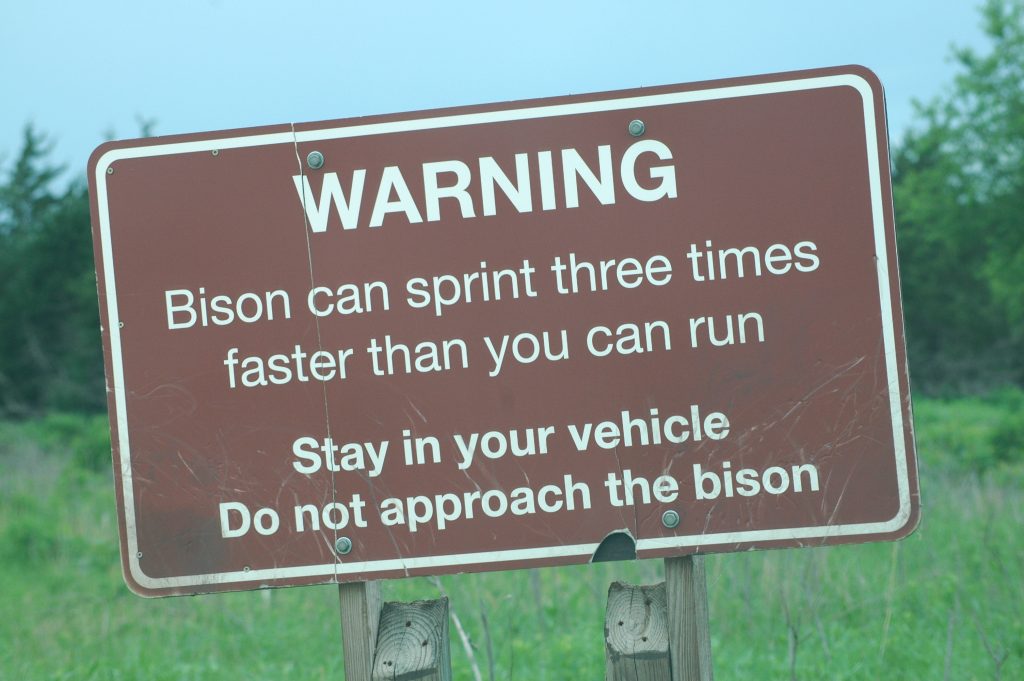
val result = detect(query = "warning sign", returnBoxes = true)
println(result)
[89,65,919,597]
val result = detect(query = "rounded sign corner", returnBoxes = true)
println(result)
[831,65,885,102]
[121,559,165,598]
[89,143,125,182]
[887,494,922,542]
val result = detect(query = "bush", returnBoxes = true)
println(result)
[24,412,112,472]
[0,494,59,565]
[989,388,1024,465]
[913,387,1024,476]
[0,415,117,568]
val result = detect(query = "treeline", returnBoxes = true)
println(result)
[893,0,1024,393]
[2,1,1023,416]
[0,130,104,415]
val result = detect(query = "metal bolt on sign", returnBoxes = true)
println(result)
[306,150,325,169]
[335,536,353,555]
[662,510,680,529]
[628,119,646,137]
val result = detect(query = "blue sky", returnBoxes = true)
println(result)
[1,1,990,177]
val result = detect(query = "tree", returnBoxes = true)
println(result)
[894,0,1024,392]
[0,126,105,415]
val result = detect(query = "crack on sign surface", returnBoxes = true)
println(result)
[289,125,342,583]
[609,444,640,547]
[390,383,436,578]
[352,452,411,578]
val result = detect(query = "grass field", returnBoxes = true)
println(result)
[1,394,1022,680]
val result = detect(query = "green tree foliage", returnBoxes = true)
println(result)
[894,0,1024,392]
[0,126,105,416]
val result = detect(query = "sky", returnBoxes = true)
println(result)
[0,1,992,178]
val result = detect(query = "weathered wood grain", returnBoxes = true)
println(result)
[605,581,671,680]
[371,597,451,681]
[339,581,382,681]
[665,556,713,681]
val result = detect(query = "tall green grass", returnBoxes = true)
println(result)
[1,395,1022,680]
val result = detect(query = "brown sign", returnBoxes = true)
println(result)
[89,65,919,597]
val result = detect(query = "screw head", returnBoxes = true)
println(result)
[306,150,325,169]
[661,509,680,529]
[211,149,219,156]
[335,536,353,555]
[628,119,646,137]
[106,167,114,175]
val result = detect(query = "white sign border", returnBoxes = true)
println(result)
[94,71,912,592]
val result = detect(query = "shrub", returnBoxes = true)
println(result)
[978,387,1024,468]
[0,494,59,564]
[24,412,112,472]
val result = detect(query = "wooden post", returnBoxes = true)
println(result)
[664,556,713,681]
[371,598,452,681]
[339,581,382,681]
[605,581,671,680]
